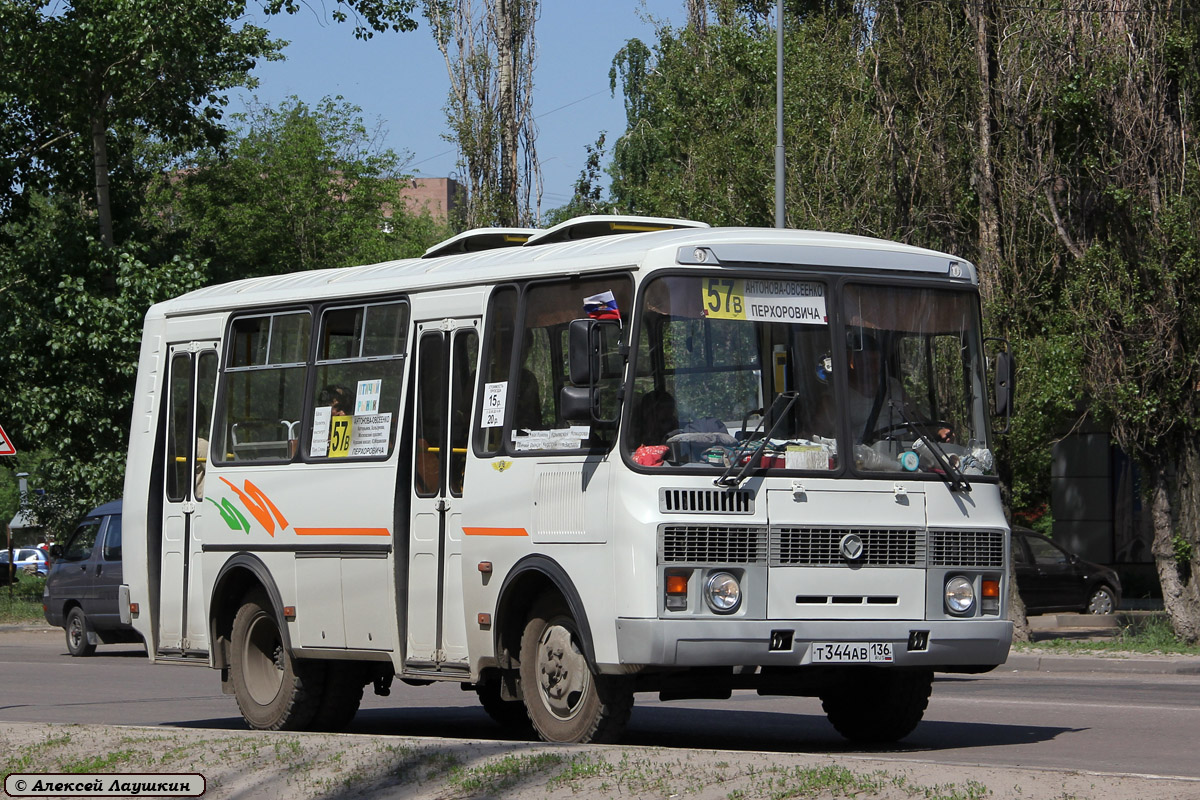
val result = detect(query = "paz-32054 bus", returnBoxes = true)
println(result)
[120,216,1014,744]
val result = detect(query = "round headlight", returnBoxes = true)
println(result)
[704,571,742,613]
[945,576,975,615]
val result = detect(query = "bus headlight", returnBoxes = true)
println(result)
[704,571,742,614]
[944,576,975,615]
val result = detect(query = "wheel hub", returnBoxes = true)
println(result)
[537,624,588,720]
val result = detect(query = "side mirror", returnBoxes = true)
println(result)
[49,544,63,560]
[986,338,1015,433]
[560,385,597,423]
[565,318,624,425]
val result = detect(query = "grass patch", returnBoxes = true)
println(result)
[448,752,564,794]
[1015,615,1200,656]
[0,575,48,624]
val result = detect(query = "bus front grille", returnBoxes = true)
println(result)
[928,529,1005,567]
[770,527,925,567]
[659,524,768,564]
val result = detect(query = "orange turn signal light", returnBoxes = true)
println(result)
[666,574,689,595]
[981,579,1000,598]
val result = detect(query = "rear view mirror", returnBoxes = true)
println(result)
[986,338,1015,433]
[564,318,624,425]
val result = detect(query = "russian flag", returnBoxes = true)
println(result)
[584,290,621,321]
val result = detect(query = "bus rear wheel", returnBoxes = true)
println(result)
[308,661,367,732]
[518,594,632,744]
[819,668,933,744]
[229,590,322,731]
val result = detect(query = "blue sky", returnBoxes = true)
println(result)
[232,2,685,216]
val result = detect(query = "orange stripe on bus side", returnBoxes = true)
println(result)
[462,527,529,537]
[293,528,392,537]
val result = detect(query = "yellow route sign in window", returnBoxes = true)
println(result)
[703,278,827,325]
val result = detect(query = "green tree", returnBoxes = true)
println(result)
[0,0,283,247]
[544,133,610,225]
[0,195,205,534]
[423,0,540,227]
[157,96,447,284]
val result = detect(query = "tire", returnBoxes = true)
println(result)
[518,593,633,744]
[1087,585,1116,615]
[820,668,933,744]
[229,590,322,731]
[65,607,96,657]
[477,677,534,735]
[308,662,367,732]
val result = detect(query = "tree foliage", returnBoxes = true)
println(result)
[423,0,540,227]
[0,196,205,534]
[0,0,282,246]
[155,96,444,284]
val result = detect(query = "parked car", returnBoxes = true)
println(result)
[1012,526,1122,615]
[43,500,140,656]
[0,547,49,577]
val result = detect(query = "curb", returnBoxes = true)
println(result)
[1002,652,1200,675]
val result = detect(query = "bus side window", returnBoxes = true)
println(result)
[219,312,310,463]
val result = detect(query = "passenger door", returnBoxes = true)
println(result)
[159,343,218,656]
[90,514,124,630]
[406,319,479,671]
[54,518,102,615]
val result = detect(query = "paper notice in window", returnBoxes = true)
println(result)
[355,379,383,415]
[482,381,508,428]
[786,445,828,470]
[310,406,332,458]
[349,412,391,458]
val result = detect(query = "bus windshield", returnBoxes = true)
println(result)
[623,273,995,479]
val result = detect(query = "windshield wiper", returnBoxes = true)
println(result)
[888,400,970,493]
[715,392,799,488]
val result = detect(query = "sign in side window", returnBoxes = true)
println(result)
[309,301,408,460]
[220,312,311,463]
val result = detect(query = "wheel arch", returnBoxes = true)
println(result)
[210,553,290,671]
[494,555,595,669]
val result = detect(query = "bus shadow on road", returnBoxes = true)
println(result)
[335,704,1075,754]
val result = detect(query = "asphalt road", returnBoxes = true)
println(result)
[3,627,1200,784]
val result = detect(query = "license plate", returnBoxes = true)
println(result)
[810,641,894,663]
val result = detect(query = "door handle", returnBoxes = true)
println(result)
[96,564,103,576]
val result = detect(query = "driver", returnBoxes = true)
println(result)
[846,332,952,444]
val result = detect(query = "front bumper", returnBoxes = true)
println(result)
[613,617,1012,670]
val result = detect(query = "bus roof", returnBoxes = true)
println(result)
[152,222,976,318]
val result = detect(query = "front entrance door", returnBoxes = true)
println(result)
[158,343,218,656]
[405,319,479,671]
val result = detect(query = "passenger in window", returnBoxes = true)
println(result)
[319,384,353,417]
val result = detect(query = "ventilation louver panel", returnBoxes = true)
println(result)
[928,529,1005,567]
[659,525,768,564]
[659,488,754,514]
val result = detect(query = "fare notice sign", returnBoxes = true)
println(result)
[0,422,14,456]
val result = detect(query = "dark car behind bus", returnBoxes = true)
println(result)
[43,500,141,656]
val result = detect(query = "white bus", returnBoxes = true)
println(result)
[121,215,1014,744]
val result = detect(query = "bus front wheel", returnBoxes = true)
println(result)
[518,594,632,744]
[819,668,933,743]
[229,591,322,731]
